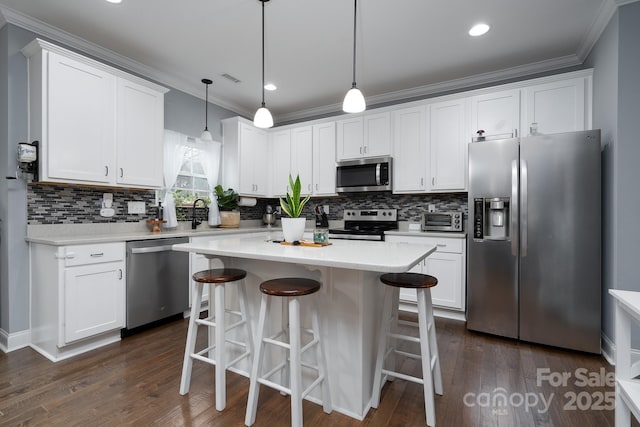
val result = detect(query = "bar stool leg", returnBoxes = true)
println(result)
[245,293,271,427]
[213,283,227,411]
[311,298,332,414]
[237,279,255,360]
[180,281,204,395]
[417,287,436,426]
[281,298,290,395]
[371,286,394,408]
[289,297,303,427]
[425,288,443,396]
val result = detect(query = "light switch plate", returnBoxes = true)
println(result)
[128,201,145,214]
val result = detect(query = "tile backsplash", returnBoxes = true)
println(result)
[27,183,467,225]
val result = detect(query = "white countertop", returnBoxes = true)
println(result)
[172,235,437,273]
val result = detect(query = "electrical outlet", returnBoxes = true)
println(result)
[323,205,330,214]
[128,201,146,214]
[428,204,436,212]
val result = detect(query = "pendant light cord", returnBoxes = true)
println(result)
[352,0,357,88]
[261,0,266,107]
[204,83,209,131]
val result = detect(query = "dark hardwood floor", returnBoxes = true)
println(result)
[0,315,617,426]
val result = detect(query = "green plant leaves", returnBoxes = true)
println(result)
[214,184,239,211]
[279,174,311,218]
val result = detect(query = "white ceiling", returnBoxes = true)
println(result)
[0,0,622,123]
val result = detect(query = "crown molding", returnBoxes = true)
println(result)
[613,0,640,5]
[278,54,583,123]
[577,0,618,61]
[0,5,251,117]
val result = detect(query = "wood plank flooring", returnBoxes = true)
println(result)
[0,316,621,426]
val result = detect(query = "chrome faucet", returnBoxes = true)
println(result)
[191,198,208,229]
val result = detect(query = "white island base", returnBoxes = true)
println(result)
[173,236,436,420]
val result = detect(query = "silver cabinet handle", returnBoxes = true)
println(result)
[120,168,123,178]
[511,160,519,256]
[359,146,363,155]
[315,183,318,191]
[432,177,435,186]
[436,243,447,247]
[364,146,367,154]
[118,269,123,280]
[66,252,76,259]
[90,252,104,257]
[375,163,382,186]
[308,184,312,192]
[514,128,518,138]
[131,245,174,254]
[521,160,528,257]
[105,166,109,176]
[420,177,424,187]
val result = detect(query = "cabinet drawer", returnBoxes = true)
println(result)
[386,235,463,254]
[63,242,125,267]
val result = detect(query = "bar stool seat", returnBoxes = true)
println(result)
[245,277,332,427]
[180,268,254,412]
[372,272,443,426]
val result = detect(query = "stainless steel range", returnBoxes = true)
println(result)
[329,209,398,241]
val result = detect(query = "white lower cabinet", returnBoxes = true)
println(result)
[30,242,126,361]
[385,235,466,315]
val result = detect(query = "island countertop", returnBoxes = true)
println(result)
[172,235,437,273]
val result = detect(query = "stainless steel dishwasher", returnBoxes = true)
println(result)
[124,237,189,333]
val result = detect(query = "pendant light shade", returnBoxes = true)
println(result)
[254,0,274,129]
[343,0,366,113]
[200,78,213,141]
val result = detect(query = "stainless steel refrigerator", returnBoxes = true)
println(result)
[466,129,601,353]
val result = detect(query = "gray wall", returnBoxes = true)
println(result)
[585,1,640,350]
[0,23,238,337]
[585,10,619,347]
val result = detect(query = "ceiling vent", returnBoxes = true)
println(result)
[221,73,241,84]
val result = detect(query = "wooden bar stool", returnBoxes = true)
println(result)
[372,272,443,426]
[245,277,332,427]
[180,268,254,412]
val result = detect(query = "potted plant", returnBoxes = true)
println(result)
[214,185,240,228]
[279,174,311,242]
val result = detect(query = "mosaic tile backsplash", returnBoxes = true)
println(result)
[27,183,468,225]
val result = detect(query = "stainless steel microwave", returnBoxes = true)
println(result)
[421,211,464,232]
[336,156,392,193]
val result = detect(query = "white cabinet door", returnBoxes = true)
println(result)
[363,112,391,157]
[424,252,463,310]
[47,52,115,184]
[336,117,364,160]
[239,123,268,196]
[469,89,520,139]
[115,78,164,188]
[63,261,125,343]
[271,129,292,197]
[291,126,314,195]
[429,99,467,191]
[312,122,337,196]
[522,77,586,136]
[392,106,427,193]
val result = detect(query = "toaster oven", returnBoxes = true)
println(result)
[421,211,463,232]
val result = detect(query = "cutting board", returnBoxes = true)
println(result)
[279,240,332,247]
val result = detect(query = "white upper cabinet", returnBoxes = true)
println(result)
[222,117,269,197]
[429,98,467,191]
[41,51,116,184]
[291,126,314,195]
[116,79,164,187]
[312,122,337,196]
[270,129,292,196]
[23,39,167,189]
[336,112,391,160]
[392,106,428,193]
[521,77,587,136]
[469,89,520,139]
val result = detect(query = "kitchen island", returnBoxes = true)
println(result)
[172,234,437,420]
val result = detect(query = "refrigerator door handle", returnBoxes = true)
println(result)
[511,160,518,256]
[521,160,528,257]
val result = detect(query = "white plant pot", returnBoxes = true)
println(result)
[281,217,306,242]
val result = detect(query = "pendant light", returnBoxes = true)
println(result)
[343,0,366,113]
[200,78,213,141]
[253,0,274,128]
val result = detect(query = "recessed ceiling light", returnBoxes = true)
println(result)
[264,83,277,91]
[469,23,490,37]
[105,0,122,4]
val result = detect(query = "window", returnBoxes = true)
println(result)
[171,140,211,206]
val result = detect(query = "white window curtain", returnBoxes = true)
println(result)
[162,130,188,228]
[199,138,222,226]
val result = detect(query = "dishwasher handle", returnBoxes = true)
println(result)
[130,245,175,254]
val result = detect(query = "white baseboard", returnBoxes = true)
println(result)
[0,328,31,353]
